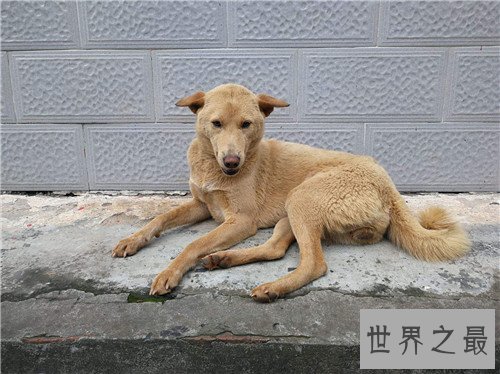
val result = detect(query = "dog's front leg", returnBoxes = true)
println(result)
[201,217,295,269]
[112,199,210,257]
[149,215,257,295]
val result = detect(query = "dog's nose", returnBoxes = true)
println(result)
[223,155,240,169]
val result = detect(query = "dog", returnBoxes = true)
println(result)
[112,83,470,302]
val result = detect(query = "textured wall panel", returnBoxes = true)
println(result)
[1,52,16,122]
[445,48,500,122]
[0,1,79,50]
[85,124,195,190]
[266,124,364,154]
[79,1,226,48]
[9,51,154,123]
[0,124,87,190]
[300,49,445,122]
[366,124,499,192]
[380,1,500,46]
[228,1,376,47]
[153,50,296,122]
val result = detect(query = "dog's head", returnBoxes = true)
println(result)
[176,84,288,176]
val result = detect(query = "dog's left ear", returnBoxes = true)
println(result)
[176,91,205,114]
[257,94,289,117]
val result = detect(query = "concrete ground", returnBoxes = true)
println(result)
[1,192,499,373]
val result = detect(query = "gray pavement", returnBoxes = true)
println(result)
[1,192,499,373]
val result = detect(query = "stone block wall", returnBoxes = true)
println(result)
[1,1,499,191]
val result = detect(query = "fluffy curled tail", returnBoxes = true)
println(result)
[387,194,470,261]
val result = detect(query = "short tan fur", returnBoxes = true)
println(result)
[112,84,470,302]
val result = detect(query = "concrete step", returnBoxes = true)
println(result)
[1,192,499,373]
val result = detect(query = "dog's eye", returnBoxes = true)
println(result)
[212,120,222,128]
[241,121,251,129]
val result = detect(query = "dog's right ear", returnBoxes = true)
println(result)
[176,91,205,114]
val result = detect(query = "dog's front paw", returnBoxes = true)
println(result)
[251,283,281,303]
[201,253,231,270]
[112,235,146,258]
[149,268,181,296]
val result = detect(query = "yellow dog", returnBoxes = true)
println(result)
[112,84,469,302]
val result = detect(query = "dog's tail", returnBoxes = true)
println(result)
[387,191,470,261]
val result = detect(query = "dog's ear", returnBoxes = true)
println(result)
[176,91,205,114]
[257,94,289,117]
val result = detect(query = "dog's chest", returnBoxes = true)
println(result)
[189,176,219,195]
[190,178,227,223]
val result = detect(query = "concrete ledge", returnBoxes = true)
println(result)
[1,192,499,373]
[2,291,498,373]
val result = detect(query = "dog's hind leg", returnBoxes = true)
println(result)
[251,166,390,302]
[251,217,326,303]
[201,217,295,270]
[251,183,327,303]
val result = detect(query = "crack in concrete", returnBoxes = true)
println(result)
[284,286,499,302]
[181,330,311,344]
[3,285,497,308]
[21,334,93,344]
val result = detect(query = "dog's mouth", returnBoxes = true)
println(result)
[222,168,239,176]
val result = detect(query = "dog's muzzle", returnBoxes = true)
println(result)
[222,168,239,176]
[222,155,241,176]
